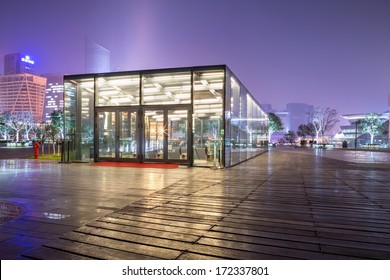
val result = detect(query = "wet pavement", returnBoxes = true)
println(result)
[281,147,390,164]
[1,147,390,259]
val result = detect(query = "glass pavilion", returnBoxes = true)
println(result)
[63,65,268,168]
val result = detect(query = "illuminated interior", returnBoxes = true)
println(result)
[63,65,268,167]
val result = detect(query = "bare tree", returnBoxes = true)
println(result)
[6,113,25,142]
[22,111,36,140]
[0,112,11,140]
[308,107,339,142]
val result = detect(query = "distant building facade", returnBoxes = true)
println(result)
[85,37,110,73]
[41,74,64,123]
[341,112,389,147]
[285,103,314,132]
[0,74,47,122]
[263,103,314,142]
[4,53,35,75]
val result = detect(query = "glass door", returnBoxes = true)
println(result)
[144,110,165,160]
[96,109,137,161]
[97,111,116,159]
[96,107,190,164]
[168,109,188,160]
[118,111,137,159]
[142,107,190,163]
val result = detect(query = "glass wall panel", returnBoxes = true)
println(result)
[168,110,188,160]
[227,71,268,166]
[98,111,116,158]
[144,110,165,159]
[239,88,248,162]
[193,70,224,167]
[96,75,140,106]
[142,72,191,105]
[63,78,94,162]
[224,70,232,167]
[63,81,76,162]
[230,75,241,166]
[247,94,257,159]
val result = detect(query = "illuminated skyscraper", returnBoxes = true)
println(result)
[85,37,110,73]
[41,73,64,123]
[4,53,35,75]
[0,74,46,122]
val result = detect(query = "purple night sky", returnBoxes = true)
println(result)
[1,0,389,116]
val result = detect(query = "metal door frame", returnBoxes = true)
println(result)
[95,105,192,164]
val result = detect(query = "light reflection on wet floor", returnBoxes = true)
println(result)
[283,148,390,164]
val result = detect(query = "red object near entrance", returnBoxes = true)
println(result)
[33,141,40,159]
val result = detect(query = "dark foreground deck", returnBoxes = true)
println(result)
[2,149,390,260]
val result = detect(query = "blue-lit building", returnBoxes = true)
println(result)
[4,53,35,75]
[63,65,268,168]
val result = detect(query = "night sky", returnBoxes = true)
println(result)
[1,0,389,116]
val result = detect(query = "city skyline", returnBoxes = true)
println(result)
[1,0,389,115]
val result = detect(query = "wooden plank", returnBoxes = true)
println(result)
[114,209,220,224]
[321,244,390,259]
[97,216,208,236]
[197,237,326,259]
[219,219,317,237]
[106,213,214,230]
[42,238,159,260]
[61,231,182,259]
[86,221,200,243]
[177,252,225,260]
[210,226,319,247]
[22,245,98,260]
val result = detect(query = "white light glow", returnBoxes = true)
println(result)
[21,55,34,64]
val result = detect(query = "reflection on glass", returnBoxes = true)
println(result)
[168,110,188,160]
[193,70,224,166]
[119,111,137,158]
[227,71,269,167]
[98,112,116,158]
[145,110,165,159]
[64,78,95,162]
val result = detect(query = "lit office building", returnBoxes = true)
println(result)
[341,112,389,147]
[63,65,268,167]
[42,74,64,123]
[4,53,36,75]
[0,74,46,122]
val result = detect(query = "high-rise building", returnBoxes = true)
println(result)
[85,37,110,73]
[41,74,64,123]
[0,74,46,122]
[4,53,35,75]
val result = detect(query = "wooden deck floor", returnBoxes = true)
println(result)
[19,150,390,259]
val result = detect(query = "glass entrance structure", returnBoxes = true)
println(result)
[63,65,268,167]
